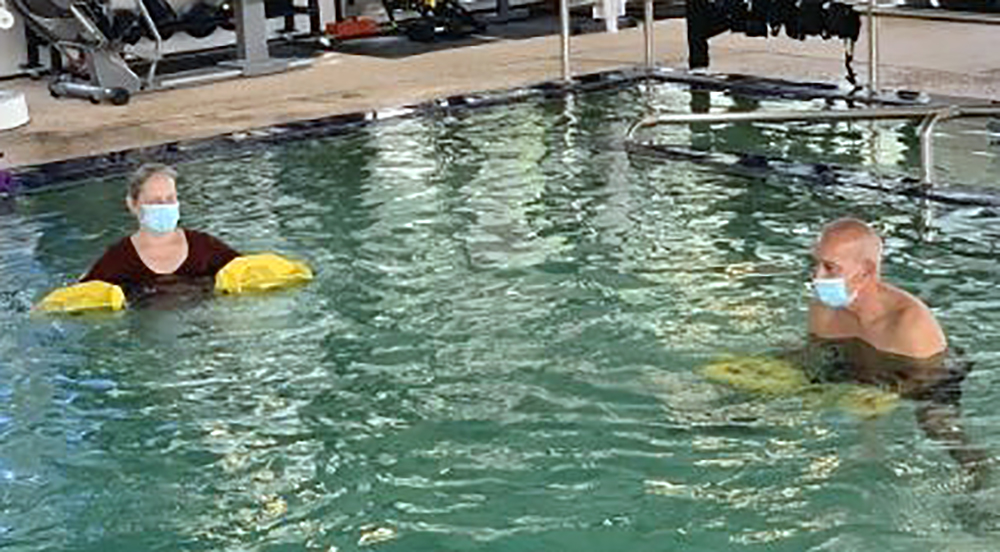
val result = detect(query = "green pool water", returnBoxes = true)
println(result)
[3,82,1000,551]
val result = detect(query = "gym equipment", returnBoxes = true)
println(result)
[9,0,309,104]
[380,0,484,42]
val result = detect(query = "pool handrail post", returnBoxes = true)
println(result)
[918,112,942,186]
[862,5,1000,98]
[560,0,571,83]
[643,0,654,69]
[868,0,878,97]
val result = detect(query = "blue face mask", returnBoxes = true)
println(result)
[812,277,855,309]
[140,203,180,234]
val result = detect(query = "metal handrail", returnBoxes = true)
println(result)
[867,4,1000,25]
[864,3,1000,95]
[643,0,654,68]
[559,0,656,81]
[628,105,1000,134]
[612,1,1000,185]
[867,0,878,95]
[627,105,1000,185]
[560,0,571,82]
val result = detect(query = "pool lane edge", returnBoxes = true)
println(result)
[6,67,926,193]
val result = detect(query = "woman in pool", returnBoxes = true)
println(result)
[81,163,239,304]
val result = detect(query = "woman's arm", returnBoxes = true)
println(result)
[79,239,131,286]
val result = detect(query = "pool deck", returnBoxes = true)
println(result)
[1,13,999,170]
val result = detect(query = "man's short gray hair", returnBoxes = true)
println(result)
[821,217,883,274]
[128,163,177,200]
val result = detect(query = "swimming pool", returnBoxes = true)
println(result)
[3,80,1000,551]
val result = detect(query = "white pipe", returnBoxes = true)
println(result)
[918,113,938,185]
[600,0,618,33]
[868,0,878,96]
[560,0,570,82]
[643,0,654,68]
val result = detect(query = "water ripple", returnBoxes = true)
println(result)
[2,83,1000,550]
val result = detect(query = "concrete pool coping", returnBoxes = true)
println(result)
[2,16,1000,189]
[7,66,1000,214]
[12,64,1000,210]
[6,65,935,192]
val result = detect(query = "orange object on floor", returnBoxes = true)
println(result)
[325,17,381,40]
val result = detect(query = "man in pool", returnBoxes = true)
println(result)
[806,217,989,487]
[809,217,945,359]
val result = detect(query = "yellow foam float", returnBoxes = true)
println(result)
[837,386,900,419]
[35,280,127,313]
[215,253,313,294]
[35,253,312,313]
[700,354,900,419]
[700,355,808,395]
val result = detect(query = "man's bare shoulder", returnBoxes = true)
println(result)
[882,283,935,317]
[882,284,947,358]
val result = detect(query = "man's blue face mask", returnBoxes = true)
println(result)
[140,203,180,234]
[812,277,855,309]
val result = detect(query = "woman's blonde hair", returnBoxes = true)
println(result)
[128,163,177,200]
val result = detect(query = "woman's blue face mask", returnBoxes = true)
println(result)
[140,203,180,234]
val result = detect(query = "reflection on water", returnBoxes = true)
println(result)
[2,82,1000,551]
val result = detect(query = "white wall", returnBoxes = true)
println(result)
[0,12,27,79]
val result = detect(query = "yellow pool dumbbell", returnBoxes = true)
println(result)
[699,354,900,419]
[836,385,900,419]
[215,253,314,294]
[700,355,809,395]
[35,280,127,313]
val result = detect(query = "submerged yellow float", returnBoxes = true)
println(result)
[36,253,313,313]
[837,386,900,419]
[700,354,900,419]
[701,355,808,395]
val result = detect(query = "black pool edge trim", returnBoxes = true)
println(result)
[7,66,932,193]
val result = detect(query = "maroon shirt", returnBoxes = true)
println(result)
[82,229,239,303]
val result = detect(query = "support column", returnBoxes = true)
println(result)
[225,0,289,76]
